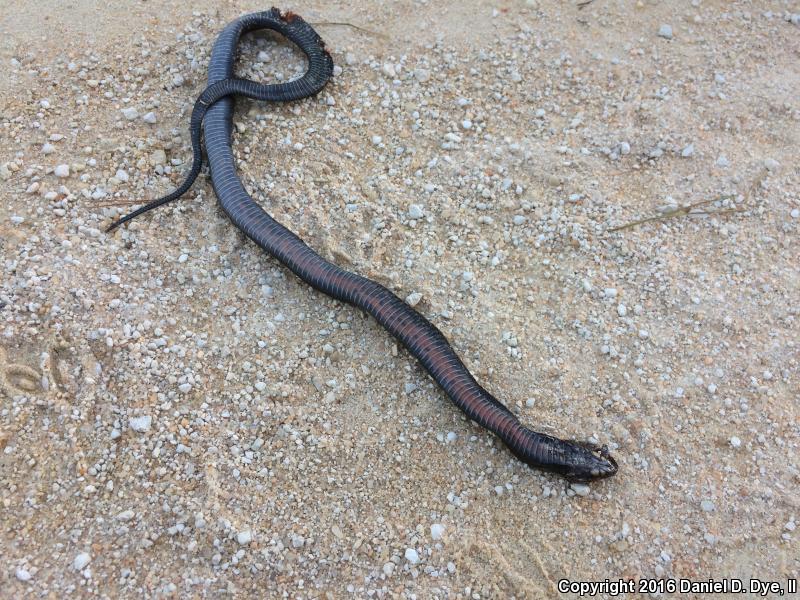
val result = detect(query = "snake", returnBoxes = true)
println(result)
[107,8,618,483]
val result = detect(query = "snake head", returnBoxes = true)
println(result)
[558,441,618,482]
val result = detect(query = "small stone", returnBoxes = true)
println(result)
[701,500,715,512]
[446,431,457,443]
[681,144,694,157]
[42,142,55,154]
[617,304,627,317]
[129,415,152,432]
[408,204,424,219]
[142,111,157,124]
[404,548,420,564]
[115,169,129,182]
[73,552,91,570]
[405,292,422,307]
[729,436,742,448]
[15,568,32,581]
[383,562,395,576]
[178,383,192,393]
[716,155,730,168]
[461,119,472,130]
[790,208,799,219]
[430,523,445,540]
[237,530,253,545]
[414,68,430,82]
[54,164,70,178]
[115,509,135,521]
[121,107,139,120]
[658,24,673,39]
[291,534,304,548]
[619,141,631,155]
[151,149,167,165]
[570,483,590,497]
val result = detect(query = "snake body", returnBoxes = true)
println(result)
[109,8,617,482]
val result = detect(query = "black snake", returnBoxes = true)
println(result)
[108,8,618,483]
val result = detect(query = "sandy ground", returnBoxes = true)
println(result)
[1,0,798,598]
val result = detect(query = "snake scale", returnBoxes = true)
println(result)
[108,8,618,482]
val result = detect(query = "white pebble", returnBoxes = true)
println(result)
[701,500,715,512]
[15,568,32,581]
[142,111,157,124]
[716,155,730,168]
[570,483,590,497]
[707,383,717,394]
[371,135,382,146]
[115,169,129,182]
[73,552,91,570]
[383,562,395,576]
[237,530,253,545]
[603,288,617,298]
[729,436,741,448]
[430,523,445,540]
[461,119,472,129]
[404,548,420,564]
[54,164,69,178]
[408,204,424,219]
[405,292,422,307]
[681,144,694,157]
[121,107,139,120]
[129,415,152,432]
[446,431,457,443]
[42,142,55,155]
[178,383,192,393]
[617,304,627,317]
[115,509,135,521]
[658,24,673,39]
[790,209,799,219]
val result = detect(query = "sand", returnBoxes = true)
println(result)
[1,0,798,597]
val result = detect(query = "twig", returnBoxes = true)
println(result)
[312,21,386,38]
[607,196,744,233]
[577,0,596,9]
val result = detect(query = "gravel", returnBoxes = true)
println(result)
[72,552,91,571]
[404,548,420,565]
[0,3,796,598]
[128,415,152,432]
